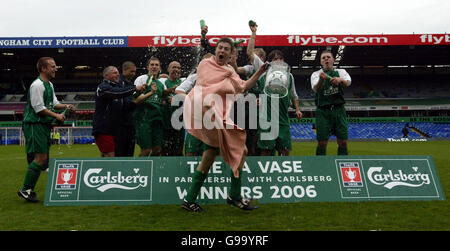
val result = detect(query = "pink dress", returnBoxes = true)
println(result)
[183,56,250,178]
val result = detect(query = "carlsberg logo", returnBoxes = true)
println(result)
[367,166,430,189]
[84,168,148,192]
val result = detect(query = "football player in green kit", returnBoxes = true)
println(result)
[133,57,166,156]
[310,50,352,156]
[247,22,302,157]
[256,50,302,156]
[18,57,75,202]
[161,61,184,156]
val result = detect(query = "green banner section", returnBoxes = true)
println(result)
[44,156,445,206]
[73,120,92,127]
[0,120,91,127]
[0,121,23,127]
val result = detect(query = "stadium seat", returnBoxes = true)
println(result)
[290,122,450,140]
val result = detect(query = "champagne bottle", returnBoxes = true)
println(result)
[53,107,69,125]
[200,19,206,29]
[234,40,245,46]
[146,75,154,86]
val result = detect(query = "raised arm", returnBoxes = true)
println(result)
[246,21,257,63]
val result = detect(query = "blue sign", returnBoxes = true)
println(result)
[0,36,128,48]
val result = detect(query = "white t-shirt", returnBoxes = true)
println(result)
[134,74,152,87]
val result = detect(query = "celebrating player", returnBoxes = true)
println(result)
[310,50,352,155]
[251,23,302,157]
[161,61,184,156]
[18,57,75,202]
[181,37,268,212]
[133,57,166,156]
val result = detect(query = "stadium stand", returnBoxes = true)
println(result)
[0,35,449,145]
[290,122,450,141]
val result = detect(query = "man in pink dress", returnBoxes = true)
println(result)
[182,37,268,212]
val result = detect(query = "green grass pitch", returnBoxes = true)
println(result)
[0,141,449,231]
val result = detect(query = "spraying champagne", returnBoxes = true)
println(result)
[146,75,154,86]
[200,19,206,29]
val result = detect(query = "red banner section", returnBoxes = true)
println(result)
[128,34,450,47]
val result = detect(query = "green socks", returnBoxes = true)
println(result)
[21,161,42,191]
[338,147,348,155]
[316,146,326,156]
[185,170,208,203]
[229,169,243,200]
[185,169,244,202]
[316,147,348,155]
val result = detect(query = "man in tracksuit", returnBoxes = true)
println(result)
[92,66,145,157]
[115,61,138,157]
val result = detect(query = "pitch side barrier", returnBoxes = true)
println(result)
[44,156,445,206]
[289,116,450,124]
[2,116,449,128]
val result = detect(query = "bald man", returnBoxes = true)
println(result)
[161,61,185,156]
[92,66,145,157]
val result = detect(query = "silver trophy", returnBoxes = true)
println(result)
[62,169,73,184]
[345,168,356,182]
[263,61,290,99]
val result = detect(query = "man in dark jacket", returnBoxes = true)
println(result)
[402,124,409,138]
[115,61,138,157]
[92,66,144,157]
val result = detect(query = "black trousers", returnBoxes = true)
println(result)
[115,125,136,157]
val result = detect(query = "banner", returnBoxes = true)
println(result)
[128,34,450,47]
[0,36,128,48]
[1,34,449,48]
[44,156,445,206]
